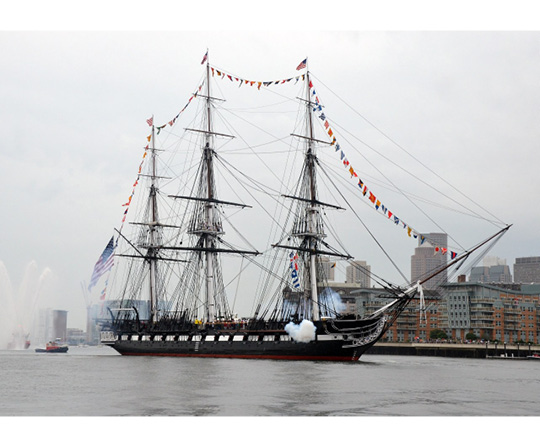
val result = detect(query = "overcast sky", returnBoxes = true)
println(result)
[1,3,539,331]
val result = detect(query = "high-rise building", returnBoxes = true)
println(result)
[483,256,506,267]
[346,260,371,288]
[469,257,512,283]
[411,232,448,290]
[52,310,68,342]
[319,256,336,282]
[33,308,68,344]
[514,256,540,284]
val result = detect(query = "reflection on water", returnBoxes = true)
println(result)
[0,346,539,416]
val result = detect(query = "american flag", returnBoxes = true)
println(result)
[201,51,208,64]
[88,236,115,292]
[146,116,153,126]
[296,58,307,70]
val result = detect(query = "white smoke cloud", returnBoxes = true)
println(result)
[320,287,346,315]
[284,319,316,343]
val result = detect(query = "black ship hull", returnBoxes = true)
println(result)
[103,337,374,361]
[100,317,386,362]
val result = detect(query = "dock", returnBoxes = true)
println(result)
[369,342,540,359]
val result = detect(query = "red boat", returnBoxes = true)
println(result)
[35,340,68,353]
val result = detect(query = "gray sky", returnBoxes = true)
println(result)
[1,4,539,330]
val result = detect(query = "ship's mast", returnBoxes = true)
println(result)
[304,67,320,321]
[204,57,216,323]
[272,62,351,320]
[163,53,259,324]
[148,124,159,323]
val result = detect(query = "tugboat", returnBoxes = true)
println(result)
[35,339,68,353]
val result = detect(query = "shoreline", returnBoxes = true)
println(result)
[369,341,540,359]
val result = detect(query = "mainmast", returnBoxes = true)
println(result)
[304,67,321,321]
[163,52,259,325]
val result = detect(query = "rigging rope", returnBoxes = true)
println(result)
[310,72,507,228]
[317,158,409,285]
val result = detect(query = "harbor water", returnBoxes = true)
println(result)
[1,345,539,417]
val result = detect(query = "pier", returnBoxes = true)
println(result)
[369,342,540,359]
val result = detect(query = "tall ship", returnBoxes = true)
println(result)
[93,53,510,361]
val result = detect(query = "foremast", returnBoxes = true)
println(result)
[113,112,190,327]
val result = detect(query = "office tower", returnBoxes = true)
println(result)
[514,256,540,283]
[346,260,371,288]
[411,232,448,290]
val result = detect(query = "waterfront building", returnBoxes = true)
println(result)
[342,281,540,344]
[440,282,540,343]
[391,296,443,343]
[345,260,371,288]
[363,289,444,342]
[514,256,540,283]
[411,232,448,290]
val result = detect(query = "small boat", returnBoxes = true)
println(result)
[35,340,68,353]
[527,354,540,360]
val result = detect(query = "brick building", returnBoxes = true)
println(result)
[440,283,540,343]
[331,282,540,344]
[362,289,443,342]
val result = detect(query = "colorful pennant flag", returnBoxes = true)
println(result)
[208,65,303,91]
[289,252,300,288]
[306,77,459,259]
